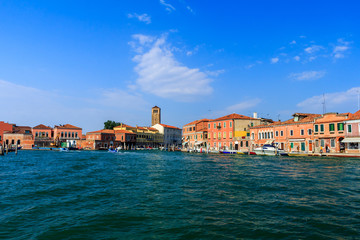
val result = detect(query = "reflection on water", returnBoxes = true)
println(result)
[0,150,359,239]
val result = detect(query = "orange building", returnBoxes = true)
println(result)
[313,112,350,153]
[32,124,53,148]
[250,113,320,153]
[207,114,260,151]
[114,129,136,149]
[182,119,211,150]
[343,110,360,153]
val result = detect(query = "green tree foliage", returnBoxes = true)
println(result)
[104,120,121,130]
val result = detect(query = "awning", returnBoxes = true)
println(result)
[289,138,306,142]
[342,138,360,143]
[195,141,204,145]
[235,141,239,144]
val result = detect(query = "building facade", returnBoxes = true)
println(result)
[152,123,182,147]
[152,106,161,126]
[0,121,13,145]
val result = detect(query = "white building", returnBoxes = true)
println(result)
[152,123,182,147]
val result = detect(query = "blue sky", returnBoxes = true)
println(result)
[1,0,359,132]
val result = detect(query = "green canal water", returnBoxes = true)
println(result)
[1,150,359,239]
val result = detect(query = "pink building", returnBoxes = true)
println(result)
[343,110,360,153]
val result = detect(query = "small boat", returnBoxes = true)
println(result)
[59,148,69,152]
[108,148,117,153]
[220,150,237,154]
[253,144,285,156]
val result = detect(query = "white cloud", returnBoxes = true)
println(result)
[289,71,326,81]
[304,45,323,54]
[271,57,279,64]
[130,34,213,101]
[294,56,300,61]
[226,99,262,112]
[297,87,360,112]
[160,0,175,12]
[127,13,151,24]
[333,38,351,59]
[290,40,296,44]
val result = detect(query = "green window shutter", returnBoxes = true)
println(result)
[338,123,344,131]
[315,125,318,132]
[320,124,324,132]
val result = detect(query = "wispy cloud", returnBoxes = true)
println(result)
[333,38,351,59]
[289,71,326,81]
[271,57,279,64]
[226,99,262,112]
[294,56,300,61]
[205,69,225,77]
[290,40,296,44]
[186,5,195,14]
[127,13,151,24]
[304,45,323,54]
[130,34,213,101]
[160,0,175,12]
[297,87,360,112]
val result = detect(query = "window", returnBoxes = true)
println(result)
[214,142,216,147]
[271,132,273,139]
[331,139,335,148]
[348,124,352,133]
[280,131,284,136]
[230,121,232,128]
[321,139,325,147]
[259,133,261,139]
[291,143,294,148]
[315,125,319,132]
[65,132,67,138]
[230,132,232,138]
[208,124,210,129]
[214,123,216,128]
[329,123,335,132]
[290,130,293,136]
[308,129,312,135]
[275,131,279,137]
[36,132,38,137]
[337,123,344,131]
[11,139,14,144]
[46,133,48,137]
[201,134,203,139]
[224,122,226,128]
[218,132,221,138]
[251,133,254,140]
[214,133,216,139]
[320,124,324,132]
[301,129,304,135]
[240,141,243,147]
[61,132,64,138]
[223,132,226,138]
[75,133,78,138]
[262,132,265,139]
[72,132,74,138]
[0,136,1,141]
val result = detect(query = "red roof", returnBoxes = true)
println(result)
[158,123,181,130]
[55,124,82,130]
[87,129,115,134]
[146,127,158,131]
[33,124,52,129]
[115,123,135,128]
[115,130,136,134]
[213,113,256,121]
[349,110,360,120]
[251,113,321,128]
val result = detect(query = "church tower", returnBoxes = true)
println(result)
[152,106,161,126]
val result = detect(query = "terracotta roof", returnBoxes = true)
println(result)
[251,113,321,128]
[136,126,147,130]
[183,120,199,127]
[87,129,115,134]
[349,110,360,120]
[33,124,52,129]
[115,130,136,134]
[212,113,256,121]
[146,127,159,131]
[115,123,135,128]
[55,124,82,130]
[12,126,32,134]
[158,123,181,130]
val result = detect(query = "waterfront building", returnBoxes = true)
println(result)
[182,119,211,150]
[152,123,182,147]
[83,129,120,150]
[3,125,34,149]
[207,113,261,151]
[32,124,53,148]
[313,112,349,153]
[342,110,360,153]
[114,129,136,149]
[0,121,13,145]
[151,106,161,126]
[250,113,320,153]
[135,126,163,148]
[53,124,82,148]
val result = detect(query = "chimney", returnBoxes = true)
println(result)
[253,112,258,119]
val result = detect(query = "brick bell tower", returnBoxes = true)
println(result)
[152,106,161,126]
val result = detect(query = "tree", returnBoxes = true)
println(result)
[104,120,121,130]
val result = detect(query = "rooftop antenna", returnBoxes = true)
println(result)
[322,93,326,114]
[277,114,280,121]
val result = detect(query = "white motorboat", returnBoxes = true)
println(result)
[253,144,286,156]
